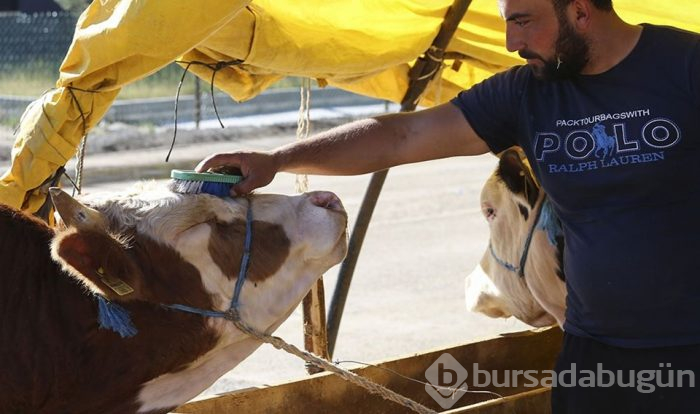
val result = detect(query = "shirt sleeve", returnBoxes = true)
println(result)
[449,66,527,154]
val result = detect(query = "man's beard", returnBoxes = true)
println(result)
[522,17,590,80]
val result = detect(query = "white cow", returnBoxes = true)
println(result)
[465,148,566,327]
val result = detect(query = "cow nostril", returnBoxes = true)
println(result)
[309,191,343,211]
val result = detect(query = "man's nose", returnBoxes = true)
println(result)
[505,27,525,53]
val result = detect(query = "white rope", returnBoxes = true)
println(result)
[295,78,311,193]
[74,135,88,195]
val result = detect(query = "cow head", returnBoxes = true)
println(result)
[49,185,348,335]
[465,148,566,327]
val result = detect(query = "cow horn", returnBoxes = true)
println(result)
[49,187,107,230]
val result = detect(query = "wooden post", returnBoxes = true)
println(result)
[302,280,330,373]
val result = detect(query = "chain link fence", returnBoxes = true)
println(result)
[0,11,76,75]
[0,11,381,129]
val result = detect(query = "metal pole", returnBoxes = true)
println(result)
[327,0,473,358]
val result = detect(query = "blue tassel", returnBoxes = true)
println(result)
[96,296,138,338]
[536,199,563,247]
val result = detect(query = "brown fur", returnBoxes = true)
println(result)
[208,219,290,283]
[0,204,219,414]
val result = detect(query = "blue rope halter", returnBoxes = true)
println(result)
[488,196,560,278]
[95,199,253,338]
[163,198,254,318]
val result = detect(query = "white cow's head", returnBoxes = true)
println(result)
[465,148,566,327]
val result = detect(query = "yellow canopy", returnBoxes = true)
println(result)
[2,0,699,212]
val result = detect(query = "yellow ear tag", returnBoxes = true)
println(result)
[97,267,134,296]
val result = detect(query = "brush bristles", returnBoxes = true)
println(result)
[168,179,204,194]
[169,178,233,197]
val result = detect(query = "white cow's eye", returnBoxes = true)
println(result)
[483,206,496,221]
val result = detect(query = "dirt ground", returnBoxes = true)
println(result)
[1,115,532,401]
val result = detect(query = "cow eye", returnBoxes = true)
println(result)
[483,206,496,221]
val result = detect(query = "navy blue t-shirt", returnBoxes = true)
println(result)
[452,24,700,348]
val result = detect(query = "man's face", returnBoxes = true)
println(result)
[499,0,590,80]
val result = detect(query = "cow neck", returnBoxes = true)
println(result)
[164,197,253,318]
[488,195,548,278]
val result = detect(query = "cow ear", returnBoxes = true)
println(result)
[49,188,108,231]
[497,148,539,208]
[51,228,143,302]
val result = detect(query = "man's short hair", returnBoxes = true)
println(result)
[552,0,613,12]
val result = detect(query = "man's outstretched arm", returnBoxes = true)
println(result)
[196,102,490,194]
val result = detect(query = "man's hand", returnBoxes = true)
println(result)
[196,151,277,196]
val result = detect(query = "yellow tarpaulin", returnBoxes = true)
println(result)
[2,0,699,212]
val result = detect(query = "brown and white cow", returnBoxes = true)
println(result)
[465,148,567,327]
[0,185,347,413]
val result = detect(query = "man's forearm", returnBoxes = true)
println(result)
[271,104,488,176]
[195,103,489,194]
[272,116,405,176]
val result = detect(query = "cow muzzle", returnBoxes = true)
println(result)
[464,263,512,318]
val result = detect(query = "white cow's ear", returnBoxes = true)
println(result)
[49,188,108,231]
[497,148,540,208]
[51,228,142,302]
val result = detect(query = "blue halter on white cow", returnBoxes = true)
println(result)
[488,196,562,278]
[97,198,254,338]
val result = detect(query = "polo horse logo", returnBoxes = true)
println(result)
[592,123,616,159]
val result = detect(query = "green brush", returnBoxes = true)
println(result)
[168,169,243,197]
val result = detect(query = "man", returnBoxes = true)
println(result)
[197,0,700,411]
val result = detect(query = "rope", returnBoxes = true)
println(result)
[166,59,244,162]
[66,86,93,196]
[224,308,438,414]
[413,64,442,81]
[74,135,88,195]
[335,360,506,401]
[488,196,550,278]
[425,45,445,63]
[295,78,311,193]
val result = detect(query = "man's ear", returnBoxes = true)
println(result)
[497,148,540,208]
[51,228,144,302]
[569,0,593,31]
